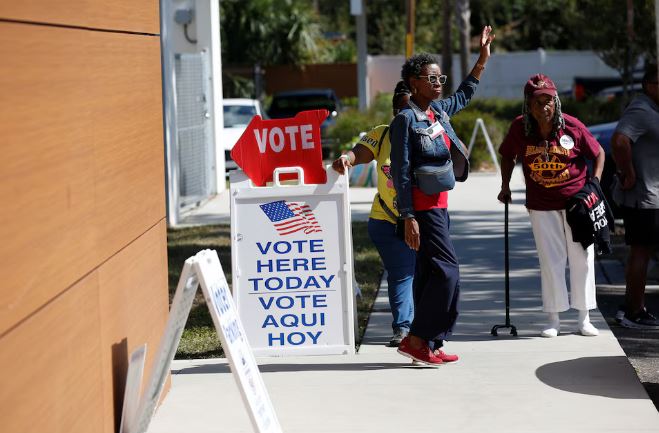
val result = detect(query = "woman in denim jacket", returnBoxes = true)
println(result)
[390,25,495,366]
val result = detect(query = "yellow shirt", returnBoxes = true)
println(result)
[358,125,398,224]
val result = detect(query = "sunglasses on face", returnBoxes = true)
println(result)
[418,74,447,85]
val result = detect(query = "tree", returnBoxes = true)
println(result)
[470,0,585,51]
[455,0,471,79]
[442,0,454,93]
[220,0,322,66]
[568,0,656,72]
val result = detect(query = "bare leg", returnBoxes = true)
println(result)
[407,334,426,349]
[625,245,652,315]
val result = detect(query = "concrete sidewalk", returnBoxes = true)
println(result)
[151,170,659,433]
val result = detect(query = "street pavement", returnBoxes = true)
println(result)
[149,168,659,433]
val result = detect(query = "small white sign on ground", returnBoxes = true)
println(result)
[230,166,356,356]
[119,344,146,433]
[128,250,281,433]
[467,117,500,173]
[194,250,282,433]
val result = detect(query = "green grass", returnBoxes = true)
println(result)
[167,221,382,358]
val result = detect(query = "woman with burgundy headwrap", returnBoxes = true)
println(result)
[498,74,605,338]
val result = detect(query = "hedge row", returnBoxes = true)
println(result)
[328,95,623,170]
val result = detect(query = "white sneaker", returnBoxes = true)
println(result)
[541,312,560,337]
[577,310,599,336]
[579,322,599,336]
[540,327,559,338]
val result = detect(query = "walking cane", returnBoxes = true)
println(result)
[491,201,518,336]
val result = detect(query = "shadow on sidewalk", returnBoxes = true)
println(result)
[451,210,544,339]
[536,356,650,399]
[174,361,429,375]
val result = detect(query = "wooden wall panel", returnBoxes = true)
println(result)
[89,32,165,262]
[0,23,165,335]
[98,221,169,433]
[0,0,159,35]
[0,273,105,433]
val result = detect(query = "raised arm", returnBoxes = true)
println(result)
[470,25,494,81]
[434,26,495,117]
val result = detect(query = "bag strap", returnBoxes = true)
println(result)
[377,126,389,153]
[377,194,399,221]
[374,126,395,220]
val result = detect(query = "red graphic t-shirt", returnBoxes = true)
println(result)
[499,113,601,211]
[413,109,450,211]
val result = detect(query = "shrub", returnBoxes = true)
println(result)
[327,91,394,157]
[326,95,622,167]
[560,97,622,125]
[469,98,523,122]
[469,96,623,126]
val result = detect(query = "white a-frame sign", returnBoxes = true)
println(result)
[123,249,282,433]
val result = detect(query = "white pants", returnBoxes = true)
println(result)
[529,209,597,313]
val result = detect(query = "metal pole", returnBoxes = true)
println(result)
[355,0,369,111]
[160,0,180,226]
[625,0,634,103]
[655,0,659,80]
[442,0,453,93]
[456,0,470,79]
[491,200,517,336]
[405,0,416,58]
[505,201,510,326]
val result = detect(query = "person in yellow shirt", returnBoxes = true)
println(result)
[332,81,414,347]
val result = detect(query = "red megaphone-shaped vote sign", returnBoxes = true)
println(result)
[230,109,329,186]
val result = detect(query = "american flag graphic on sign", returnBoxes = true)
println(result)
[259,200,322,236]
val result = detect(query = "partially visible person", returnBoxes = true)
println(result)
[332,81,415,347]
[390,25,495,366]
[611,64,659,329]
[498,73,605,338]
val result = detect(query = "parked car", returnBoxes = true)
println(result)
[594,83,643,101]
[573,71,643,101]
[267,88,342,159]
[587,121,621,218]
[222,98,263,173]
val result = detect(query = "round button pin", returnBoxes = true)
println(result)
[560,134,574,150]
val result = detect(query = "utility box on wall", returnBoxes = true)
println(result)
[175,50,215,206]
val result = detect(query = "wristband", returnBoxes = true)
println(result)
[340,154,352,164]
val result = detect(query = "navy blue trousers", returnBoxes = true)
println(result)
[409,208,460,349]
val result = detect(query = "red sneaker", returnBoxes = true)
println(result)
[433,349,459,363]
[397,337,443,366]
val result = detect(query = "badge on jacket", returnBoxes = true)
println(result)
[427,121,445,139]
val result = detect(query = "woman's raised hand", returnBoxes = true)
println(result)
[480,25,495,58]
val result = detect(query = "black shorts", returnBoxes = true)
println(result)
[621,206,659,246]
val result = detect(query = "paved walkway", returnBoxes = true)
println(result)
[150,169,659,433]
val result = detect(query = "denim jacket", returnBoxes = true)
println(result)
[390,75,478,218]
